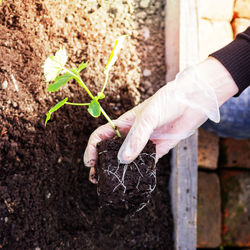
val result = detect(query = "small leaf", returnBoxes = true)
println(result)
[105,35,127,72]
[47,72,73,92]
[49,97,68,113]
[88,99,101,118]
[44,98,68,126]
[97,92,105,100]
[44,113,51,126]
[43,48,68,82]
[77,61,89,73]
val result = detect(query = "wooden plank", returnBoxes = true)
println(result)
[165,0,199,249]
[171,133,198,250]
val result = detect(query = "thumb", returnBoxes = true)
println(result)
[118,116,153,164]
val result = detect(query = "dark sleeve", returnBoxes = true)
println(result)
[210,27,250,97]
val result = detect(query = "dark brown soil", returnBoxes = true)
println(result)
[0,0,173,249]
[96,138,156,214]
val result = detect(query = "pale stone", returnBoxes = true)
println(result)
[140,0,150,9]
[137,11,147,20]
[199,19,233,61]
[198,0,234,21]
[46,192,51,199]
[232,18,250,37]
[142,26,150,40]
[198,128,219,170]
[197,172,221,248]
[234,0,250,18]
[1,80,8,89]
[143,69,151,77]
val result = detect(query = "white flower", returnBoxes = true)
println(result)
[43,48,68,82]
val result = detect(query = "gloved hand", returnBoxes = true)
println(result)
[84,57,238,183]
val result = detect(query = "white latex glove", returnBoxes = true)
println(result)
[84,57,238,183]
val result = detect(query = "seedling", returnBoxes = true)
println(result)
[43,36,127,137]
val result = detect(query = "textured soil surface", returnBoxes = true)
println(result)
[0,0,173,249]
[97,138,156,214]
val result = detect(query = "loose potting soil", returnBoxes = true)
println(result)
[0,1,173,249]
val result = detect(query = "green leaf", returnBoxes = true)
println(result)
[88,99,101,118]
[97,92,105,100]
[77,61,89,73]
[45,97,68,126]
[47,72,73,92]
[46,66,82,92]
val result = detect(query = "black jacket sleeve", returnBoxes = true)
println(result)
[210,26,250,97]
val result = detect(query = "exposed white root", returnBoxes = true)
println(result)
[97,186,100,196]
[150,170,156,178]
[133,161,143,177]
[138,155,145,165]
[112,182,124,193]
[136,202,147,212]
[150,152,156,160]
[140,152,156,162]
[105,169,122,184]
[104,168,126,193]
[113,164,128,194]
[114,162,121,174]
[148,183,156,193]
[136,176,141,190]
[105,164,112,175]
[121,164,128,183]
[98,150,108,155]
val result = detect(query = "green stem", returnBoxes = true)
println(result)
[65,102,89,106]
[100,106,121,138]
[63,67,95,99]
[64,67,121,137]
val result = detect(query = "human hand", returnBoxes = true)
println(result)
[84,57,238,183]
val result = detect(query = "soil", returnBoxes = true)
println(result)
[96,138,156,215]
[0,0,173,249]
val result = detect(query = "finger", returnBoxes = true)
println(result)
[89,167,97,184]
[84,123,116,167]
[118,115,154,164]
